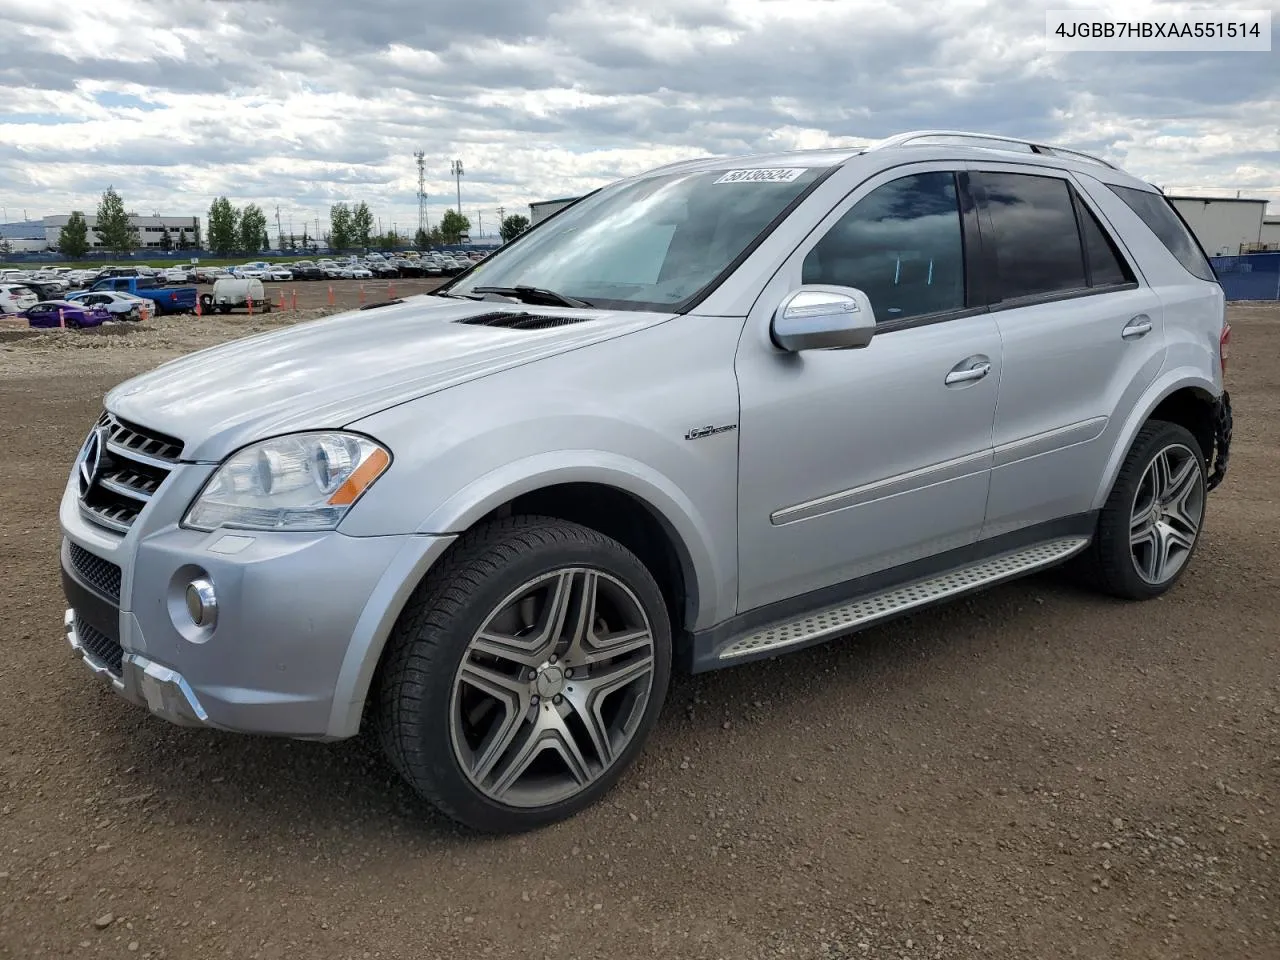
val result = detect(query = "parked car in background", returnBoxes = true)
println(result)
[231,264,270,280]
[23,299,111,329]
[365,260,398,278]
[163,267,195,284]
[390,257,422,277]
[288,261,324,281]
[0,283,38,315]
[82,276,198,315]
[23,280,69,302]
[317,260,348,279]
[349,264,373,279]
[68,290,148,321]
[194,267,231,284]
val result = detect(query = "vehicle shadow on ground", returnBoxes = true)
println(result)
[81,570,1111,842]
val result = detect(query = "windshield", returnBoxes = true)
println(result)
[447,166,829,311]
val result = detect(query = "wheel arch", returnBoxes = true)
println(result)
[326,456,726,739]
[1091,369,1219,511]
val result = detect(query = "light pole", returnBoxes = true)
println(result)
[450,159,464,215]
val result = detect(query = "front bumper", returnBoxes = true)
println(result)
[59,485,456,739]
[1207,389,1233,492]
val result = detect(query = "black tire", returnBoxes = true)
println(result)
[376,515,672,834]
[218,305,231,315]
[1074,420,1207,600]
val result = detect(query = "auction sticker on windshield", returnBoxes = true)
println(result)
[714,168,807,184]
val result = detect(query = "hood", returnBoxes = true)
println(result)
[105,295,674,461]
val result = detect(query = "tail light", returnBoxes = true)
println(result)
[1219,323,1231,378]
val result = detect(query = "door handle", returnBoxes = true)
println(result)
[1122,315,1153,339]
[945,360,992,386]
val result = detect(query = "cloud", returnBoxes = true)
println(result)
[0,0,1276,240]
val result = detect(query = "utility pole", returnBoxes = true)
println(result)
[477,211,482,237]
[450,159,464,214]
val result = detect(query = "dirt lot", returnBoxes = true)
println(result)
[1,299,1276,960]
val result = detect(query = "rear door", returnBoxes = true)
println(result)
[966,164,1167,536]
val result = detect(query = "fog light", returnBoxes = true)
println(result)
[185,578,218,628]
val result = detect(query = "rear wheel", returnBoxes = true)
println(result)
[377,516,672,833]
[1075,420,1207,600]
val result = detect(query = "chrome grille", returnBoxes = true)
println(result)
[68,542,122,603]
[77,412,183,534]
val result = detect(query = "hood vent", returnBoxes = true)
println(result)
[456,311,593,331]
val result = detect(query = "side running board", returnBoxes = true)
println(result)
[717,537,1089,661]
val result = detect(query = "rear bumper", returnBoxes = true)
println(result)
[1207,389,1233,492]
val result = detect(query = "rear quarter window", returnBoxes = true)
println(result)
[1106,184,1217,283]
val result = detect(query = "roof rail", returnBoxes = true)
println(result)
[866,130,1118,170]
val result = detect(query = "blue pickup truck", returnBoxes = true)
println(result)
[76,276,198,315]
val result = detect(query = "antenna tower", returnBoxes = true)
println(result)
[415,151,428,234]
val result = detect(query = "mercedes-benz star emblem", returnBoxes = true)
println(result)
[77,425,108,497]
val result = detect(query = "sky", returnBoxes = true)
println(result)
[0,0,1277,239]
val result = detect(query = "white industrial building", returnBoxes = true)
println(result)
[1,214,201,252]
[529,197,579,225]
[42,214,201,250]
[1168,195,1270,257]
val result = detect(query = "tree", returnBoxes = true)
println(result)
[58,210,91,258]
[500,214,530,243]
[414,226,430,250]
[329,202,352,251]
[378,229,400,251]
[239,203,268,254]
[439,209,470,244]
[159,226,173,251]
[351,202,374,249]
[207,197,240,256]
[95,187,136,255]
[176,230,191,252]
[428,225,444,247]
[301,227,310,252]
[0,236,11,257]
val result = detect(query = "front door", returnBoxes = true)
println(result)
[735,165,1002,612]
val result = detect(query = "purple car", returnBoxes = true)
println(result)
[23,300,112,329]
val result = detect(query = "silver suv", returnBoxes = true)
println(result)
[59,130,1233,833]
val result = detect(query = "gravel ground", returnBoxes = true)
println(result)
[0,300,1277,960]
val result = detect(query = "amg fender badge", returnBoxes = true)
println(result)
[685,424,739,441]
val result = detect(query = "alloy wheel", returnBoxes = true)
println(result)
[449,567,656,808]
[1129,443,1204,585]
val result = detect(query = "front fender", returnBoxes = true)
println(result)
[418,449,727,632]
[1090,367,1219,510]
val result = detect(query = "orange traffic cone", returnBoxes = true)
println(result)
[195,297,202,317]
[247,296,254,316]
[388,282,396,299]
[327,286,335,306]
[277,290,285,309]
[291,289,298,311]
[359,283,366,303]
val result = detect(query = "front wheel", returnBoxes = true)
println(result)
[377,516,672,833]
[1076,420,1207,600]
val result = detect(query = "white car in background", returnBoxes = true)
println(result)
[265,265,293,281]
[0,283,38,315]
[348,264,373,279]
[162,267,194,284]
[68,290,148,320]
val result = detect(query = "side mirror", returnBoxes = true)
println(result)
[771,285,876,352]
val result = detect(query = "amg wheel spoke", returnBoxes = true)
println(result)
[573,628,653,667]
[1131,520,1157,551]
[1150,450,1173,497]
[1149,523,1177,583]
[471,630,550,668]
[1166,456,1198,502]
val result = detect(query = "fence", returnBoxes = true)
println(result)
[1210,252,1280,301]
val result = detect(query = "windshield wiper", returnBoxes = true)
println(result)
[467,285,594,308]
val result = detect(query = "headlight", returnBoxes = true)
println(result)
[183,432,391,532]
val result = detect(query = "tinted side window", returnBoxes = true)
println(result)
[1106,184,1217,282]
[802,171,965,322]
[973,172,1086,300]
[1076,199,1134,287]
